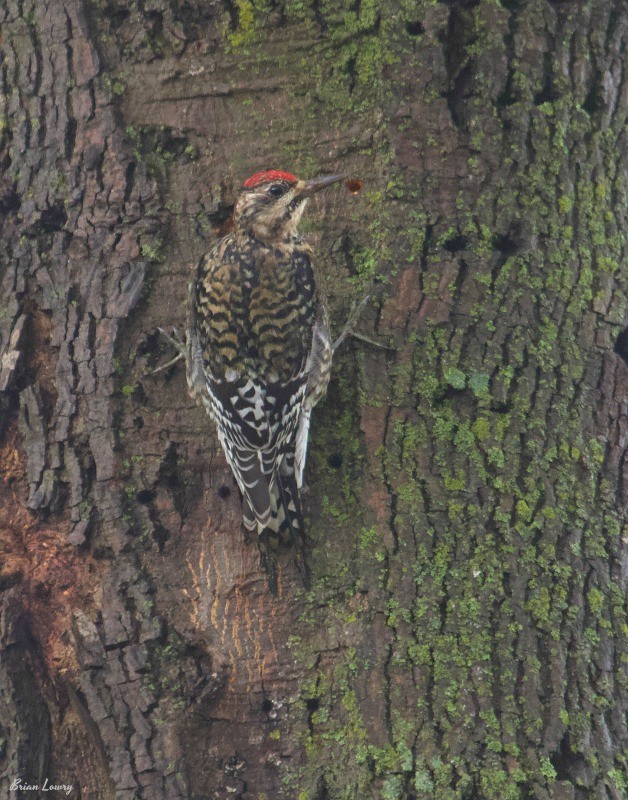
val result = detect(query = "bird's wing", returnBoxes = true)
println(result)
[187,239,320,540]
[294,308,333,488]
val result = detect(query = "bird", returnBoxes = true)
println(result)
[185,169,345,592]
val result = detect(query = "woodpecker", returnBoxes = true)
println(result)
[186,169,344,591]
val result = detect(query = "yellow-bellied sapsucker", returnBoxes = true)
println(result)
[186,169,343,590]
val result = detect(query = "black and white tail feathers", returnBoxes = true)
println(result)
[242,454,310,595]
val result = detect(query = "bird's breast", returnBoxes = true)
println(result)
[196,239,316,383]
[249,250,312,379]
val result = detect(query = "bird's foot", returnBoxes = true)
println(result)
[332,292,392,352]
[158,326,187,356]
[146,327,187,375]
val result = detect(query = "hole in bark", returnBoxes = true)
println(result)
[146,10,163,35]
[128,126,190,174]
[218,485,231,499]
[582,86,602,116]
[153,523,170,551]
[261,699,273,713]
[305,697,320,711]
[0,187,20,214]
[614,328,628,365]
[157,444,188,519]
[406,21,424,36]
[38,204,67,232]
[137,330,162,359]
[550,733,586,783]
[207,205,235,237]
[136,489,155,504]
[443,234,468,253]
[328,453,343,469]
[491,233,520,255]
[0,571,23,590]
[159,129,188,157]
[103,5,129,28]
[133,416,144,431]
[133,383,148,405]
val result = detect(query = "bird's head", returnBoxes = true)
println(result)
[234,169,344,242]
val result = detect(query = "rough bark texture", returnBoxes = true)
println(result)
[0,1,626,799]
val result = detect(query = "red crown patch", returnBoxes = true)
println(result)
[243,170,298,189]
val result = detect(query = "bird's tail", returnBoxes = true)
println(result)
[243,460,309,594]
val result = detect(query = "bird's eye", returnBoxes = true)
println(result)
[268,184,287,198]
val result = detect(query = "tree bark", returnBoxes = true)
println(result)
[0,1,625,799]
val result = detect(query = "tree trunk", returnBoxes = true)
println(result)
[0,1,625,799]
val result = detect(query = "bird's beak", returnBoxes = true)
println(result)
[295,174,346,199]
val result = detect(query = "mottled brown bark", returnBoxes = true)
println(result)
[0,1,626,799]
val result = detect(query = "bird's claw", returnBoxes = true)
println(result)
[332,291,391,352]
[146,327,187,376]
[157,326,187,357]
